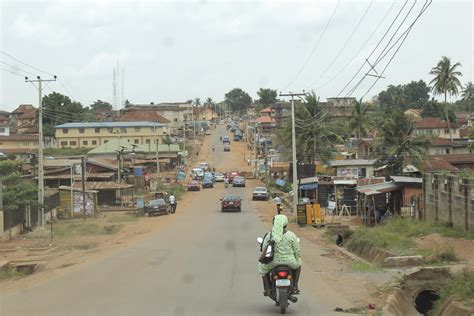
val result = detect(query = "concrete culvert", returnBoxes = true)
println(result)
[415,290,439,315]
[335,234,343,246]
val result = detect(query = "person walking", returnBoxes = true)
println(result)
[169,193,177,214]
[273,195,282,214]
[247,158,251,166]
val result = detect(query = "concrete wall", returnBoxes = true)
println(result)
[423,173,474,231]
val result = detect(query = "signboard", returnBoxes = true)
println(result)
[297,204,307,226]
[275,179,286,187]
[73,192,94,215]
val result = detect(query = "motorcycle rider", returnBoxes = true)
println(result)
[258,215,301,296]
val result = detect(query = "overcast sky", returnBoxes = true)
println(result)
[1,0,472,112]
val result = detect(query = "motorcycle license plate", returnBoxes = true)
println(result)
[275,279,291,287]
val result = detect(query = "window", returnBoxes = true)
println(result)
[83,140,88,146]
[69,141,77,146]
[0,128,4,133]
[134,127,140,132]
[104,140,109,144]
[63,128,68,134]
[120,128,127,133]
[79,128,85,134]
[95,128,100,133]
[446,149,450,154]
[150,127,154,132]
[107,128,113,133]
[134,139,139,144]
[445,129,449,134]
[61,141,67,146]
[145,139,151,144]
[92,140,97,145]
[174,118,178,122]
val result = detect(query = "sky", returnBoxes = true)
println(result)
[0,0,472,112]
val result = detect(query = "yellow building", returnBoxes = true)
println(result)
[54,122,168,149]
[0,134,39,151]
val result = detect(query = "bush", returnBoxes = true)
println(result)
[432,268,474,314]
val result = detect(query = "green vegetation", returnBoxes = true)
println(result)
[0,265,29,281]
[224,88,252,114]
[431,268,474,314]
[347,217,474,257]
[349,261,383,272]
[0,161,37,213]
[44,147,90,156]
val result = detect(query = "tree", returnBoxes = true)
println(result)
[224,88,252,114]
[204,97,215,108]
[461,82,474,101]
[0,161,37,213]
[193,98,201,107]
[403,80,430,107]
[90,100,112,111]
[371,108,427,176]
[257,88,278,106]
[429,56,463,141]
[348,99,371,139]
[421,99,456,122]
[276,92,342,164]
[124,99,131,108]
[377,85,406,109]
[42,92,86,137]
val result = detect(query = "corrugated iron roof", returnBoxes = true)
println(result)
[356,182,400,195]
[72,181,133,190]
[55,121,165,128]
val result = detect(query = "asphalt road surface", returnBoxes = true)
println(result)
[1,125,340,316]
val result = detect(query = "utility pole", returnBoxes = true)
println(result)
[81,155,86,221]
[25,75,57,227]
[279,91,306,214]
[254,124,259,177]
[154,123,160,174]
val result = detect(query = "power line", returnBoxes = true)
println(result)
[58,79,77,101]
[281,0,341,91]
[359,0,432,100]
[311,0,397,92]
[0,61,38,76]
[308,0,375,89]
[0,67,25,78]
[0,50,55,76]
[336,0,410,97]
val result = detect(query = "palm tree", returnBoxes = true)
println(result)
[461,82,474,101]
[204,97,214,108]
[276,92,342,164]
[193,98,201,107]
[371,108,428,176]
[348,99,371,140]
[429,56,462,141]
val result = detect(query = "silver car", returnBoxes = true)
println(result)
[252,187,269,201]
[214,172,225,182]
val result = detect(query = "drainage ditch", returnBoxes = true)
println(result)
[415,289,440,315]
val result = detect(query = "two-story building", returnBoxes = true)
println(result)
[327,159,377,178]
[0,134,39,154]
[413,118,461,139]
[54,122,168,149]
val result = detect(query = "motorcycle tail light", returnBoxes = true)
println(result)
[277,271,289,278]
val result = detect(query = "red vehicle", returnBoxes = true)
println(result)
[226,170,240,183]
[187,180,201,191]
[220,195,242,212]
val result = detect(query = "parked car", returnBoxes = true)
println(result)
[232,176,246,187]
[220,195,242,212]
[204,172,214,181]
[214,172,225,182]
[224,144,230,152]
[202,178,214,188]
[197,162,209,171]
[252,187,269,200]
[205,130,211,135]
[187,180,201,191]
[144,198,169,216]
[223,136,230,144]
[191,168,204,180]
[226,170,240,183]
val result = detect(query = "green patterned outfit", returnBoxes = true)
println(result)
[258,215,301,276]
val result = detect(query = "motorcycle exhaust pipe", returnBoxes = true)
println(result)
[288,296,298,303]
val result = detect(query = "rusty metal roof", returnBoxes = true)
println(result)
[72,181,133,190]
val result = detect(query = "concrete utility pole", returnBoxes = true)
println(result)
[25,75,56,227]
[254,124,259,177]
[81,155,86,221]
[154,123,160,174]
[279,91,306,214]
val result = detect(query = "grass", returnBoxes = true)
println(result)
[347,217,473,257]
[0,265,28,281]
[349,261,383,273]
[51,215,134,239]
[106,214,138,224]
[44,147,90,156]
[431,268,474,314]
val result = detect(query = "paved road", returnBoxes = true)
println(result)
[1,125,339,315]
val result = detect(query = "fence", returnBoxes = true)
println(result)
[423,173,474,232]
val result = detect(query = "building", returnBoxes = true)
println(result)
[0,123,10,136]
[327,159,377,178]
[121,110,171,124]
[323,97,357,118]
[404,108,422,121]
[0,134,39,151]
[193,107,216,121]
[413,118,461,139]
[54,121,168,149]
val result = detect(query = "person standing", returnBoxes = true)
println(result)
[247,158,251,166]
[169,193,177,214]
[273,195,282,214]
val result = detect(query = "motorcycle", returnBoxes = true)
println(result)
[257,237,298,314]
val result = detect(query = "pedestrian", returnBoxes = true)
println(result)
[247,158,251,166]
[273,195,282,214]
[169,193,177,214]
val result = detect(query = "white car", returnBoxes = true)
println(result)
[191,168,204,180]
[214,172,225,182]
[197,162,209,171]
[205,130,211,135]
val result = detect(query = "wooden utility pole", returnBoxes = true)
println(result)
[81,156,86,221]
